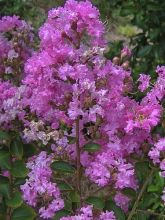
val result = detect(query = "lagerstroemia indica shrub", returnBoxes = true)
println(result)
[0,0,165,219]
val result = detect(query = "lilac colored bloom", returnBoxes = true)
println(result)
[21,152,64,219]
[114,192,130,212]
[121,46,132,58]
[116,163,137,189]
[99,211,116,220]
[138,74,151,92]
[61,205,93,220]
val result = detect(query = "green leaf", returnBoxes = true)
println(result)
[57,182,73,191]
[137,45,152,57]
[23,144,37,157]
[0,151,11,169]
[10,138,23,160]
[83,142,101,152]
[135,161,150,182]
[133,212,149,220]
[51,161,75,173]
[14,178,26,186]
[53,209,70,220]
[12,204,36,220]
[11,160,28,178]
[64,200,72,211]
[122,188,136,199]
[147,184,159,192]
[0,176,10,199]
[86,196,104,210]
[0,131,10,140]
[69,191,80,203]
[105,199,126,220]
[138,193,158,209]
[6,191,23,208]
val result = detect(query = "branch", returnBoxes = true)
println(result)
[127,169,154,220]
[137,209,165,218]
[76,117,82,204]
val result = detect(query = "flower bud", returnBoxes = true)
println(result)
[122,61,130,70]
[112,57,120,65]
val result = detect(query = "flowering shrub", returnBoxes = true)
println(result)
[0,1,165,219]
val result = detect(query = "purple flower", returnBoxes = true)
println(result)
[138,74,151,92]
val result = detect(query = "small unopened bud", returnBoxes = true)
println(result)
[122,61,130,70]
[13,42,18,47]
[112,57,120,65]
[121,47,132,59]
[121,51,128,59]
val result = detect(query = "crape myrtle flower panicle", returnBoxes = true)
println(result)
[0,16,34,83]
[21,152,64,219]
[61,205,116,220]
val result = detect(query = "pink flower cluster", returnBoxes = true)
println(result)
[0,15,33,81]
[61,205,116,220]
[149,138,165,204]
[21,151,64,219]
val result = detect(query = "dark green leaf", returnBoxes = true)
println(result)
[53,209,70,220]
[83,142,101,152]
[137,45,152,57]
[64,200,72,211]
[23,144,37,157]
[11,160,28,178]
[138,193,158,209]
[10,138,23,160]
[147,184,159,193]
[57,182,73,191]
[135,161,150,182]
[133,212,149,220]
[6,191,23,208]
[51,161,75,173]
[105,199,126,220]
[69,191,80,203]
[12,204,36,220]
[0,151,11,169]
[0,131,10,140]
[86,196,104,210]
[0,176,10,199]
[14,178,26,186]
[122,188,136,199]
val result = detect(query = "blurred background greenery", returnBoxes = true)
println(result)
[1,0,165,78]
